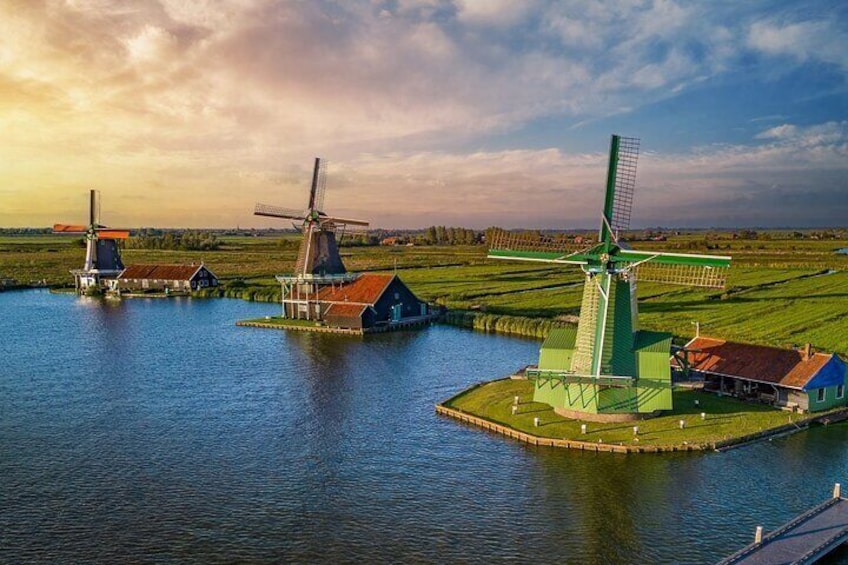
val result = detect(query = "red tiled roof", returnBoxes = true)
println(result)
[324,303,368,317]
[684,336,833,389]
[316,274,394,305]
[119,264,205,280]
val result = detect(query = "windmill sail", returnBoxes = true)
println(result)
[631,262,727,288]
[254,203,307,220]
[609,136,638,234]
[487,228,591,263]
[312,158,328,213]
[255,156,369,276]
[322,215,370,227]
[91,189,99,227]
[600,135,639,245]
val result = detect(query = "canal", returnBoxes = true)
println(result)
[2,290,848,563]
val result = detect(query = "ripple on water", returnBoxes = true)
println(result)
[3,291,848,563]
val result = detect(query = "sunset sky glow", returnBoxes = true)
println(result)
[1,0,846,229]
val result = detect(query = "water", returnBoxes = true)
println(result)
[3,290,848,563]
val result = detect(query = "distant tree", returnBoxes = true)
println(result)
[424,226,437,245]
[125,231,220,251]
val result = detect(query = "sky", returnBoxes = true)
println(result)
[1,0,846,229]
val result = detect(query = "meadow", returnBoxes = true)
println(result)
[1,231,846,355]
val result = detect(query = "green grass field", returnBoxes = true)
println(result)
[1,232,846,354]
[444,378,826,448]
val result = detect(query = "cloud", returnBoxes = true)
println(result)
[748,19,848,69]
[123,25,178,65]
[755,124,798,140]
[1,1,846,229]
[454,0,536,27]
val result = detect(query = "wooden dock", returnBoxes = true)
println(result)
[235,313,438,335]
[719,485,848,564]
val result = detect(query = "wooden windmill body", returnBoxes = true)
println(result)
[488,136,732,420]
[255,158,369,320]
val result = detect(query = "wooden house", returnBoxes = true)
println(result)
[681,337,848,412]
[116,264,218,293]
[279,273,429,330]
[316,273,427,330]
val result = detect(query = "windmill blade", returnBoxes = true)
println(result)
[313,158,328,213]
[487,228,591,264]
[599,135,639,245]
[254,203,307,220]
[295,221,316,275]
[320,215,369,227]
[94,229,130,239]
[307,157,329,212]
[615,249,731,288]
[53,224,88,234]
[87,188,105,228]
[610,136,639,233]
[630,262,728,288]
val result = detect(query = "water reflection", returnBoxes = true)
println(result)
[4,291,848,564]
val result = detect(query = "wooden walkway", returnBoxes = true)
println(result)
[719,486,848,564]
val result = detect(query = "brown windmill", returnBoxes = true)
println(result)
[254,158,368,276]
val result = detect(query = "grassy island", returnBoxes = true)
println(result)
[439,378,847,452]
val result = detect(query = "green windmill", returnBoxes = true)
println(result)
[488,135,731,421]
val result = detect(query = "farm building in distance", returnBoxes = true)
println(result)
[114,264,218,293]
[681,337,848,413]
[277,273,430,331]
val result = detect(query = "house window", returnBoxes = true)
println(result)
[817,388,826,403]
[838,385,845,400]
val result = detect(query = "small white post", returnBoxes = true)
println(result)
[534,417,540,427]
[514,396,519,406]
[835,483,842,499]
[679,419,685,429]
[511,405,517,415]
[701,412,706,420]
[754,526,763,544]
[581,424,587,434]
[633,426,639,435]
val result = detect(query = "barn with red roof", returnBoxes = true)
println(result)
[115,263,218,293]
[279,273,430,331]
[681,336,848,412]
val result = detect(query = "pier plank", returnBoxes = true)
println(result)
[719,496,848,564]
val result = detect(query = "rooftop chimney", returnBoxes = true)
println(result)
[804,343,812,361]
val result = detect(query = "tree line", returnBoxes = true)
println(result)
[341,226,484,247]
[124,231,221,251]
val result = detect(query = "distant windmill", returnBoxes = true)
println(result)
[254,158,368,276]
[54,190,129,293]
[488,135,731,419]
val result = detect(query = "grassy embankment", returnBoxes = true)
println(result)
[443,378,838,448]
[1,232,846,355]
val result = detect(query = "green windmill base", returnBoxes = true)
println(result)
[488,135,731,422]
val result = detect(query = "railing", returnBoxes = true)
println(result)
[275,273,359,284]
[525,369,635,388]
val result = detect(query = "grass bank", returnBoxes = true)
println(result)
[442,378,842,449]
[238,316,322,328]
[442,310,575,339]
[3,233,847,354]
